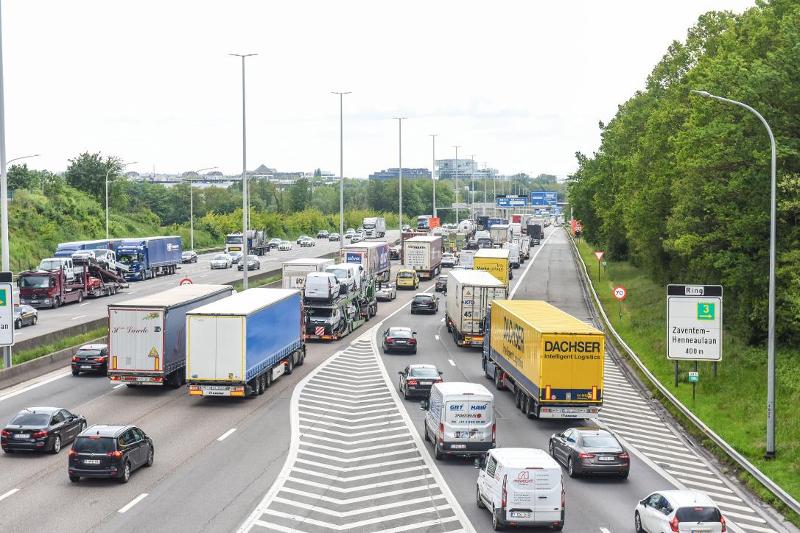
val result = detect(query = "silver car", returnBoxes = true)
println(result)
[210,253,232,269]
[376,283,397,301]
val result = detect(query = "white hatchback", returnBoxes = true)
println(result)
[634,490,726,533]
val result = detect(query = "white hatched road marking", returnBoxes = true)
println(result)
[0,488,19,502]
[599,356,777,533]
[237,330,472,533]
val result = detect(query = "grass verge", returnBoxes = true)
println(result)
[575,238,800,525]
[2,327,109,368]
[230,273,281,292]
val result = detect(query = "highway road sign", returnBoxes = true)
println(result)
[613,286,627,301]
[496,195,528,208]
[530,191,558,206]
[0,282,15,346]
[688,371,699,383]
[667,284,723,361]
[594,251,605,261]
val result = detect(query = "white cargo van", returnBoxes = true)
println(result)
[423,382,495,459]
[477,447,565,530]
[325,263,362,291]
[503,241,520,269]
[38,257,76,281]
[304,272,341,301]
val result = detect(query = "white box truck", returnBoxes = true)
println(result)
[187,288,305,398]
[445,270,507,347]
[503,241,521,269]
[490,224,510,246]
[404,235,443,280]
[282,258,335,289]
[362,216,386,238]
[108,284,234,387]
[459,249,476,270]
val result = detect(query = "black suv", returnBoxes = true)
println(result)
[69,425,153,483]
[71,344,109,376]
[411,294,439,314]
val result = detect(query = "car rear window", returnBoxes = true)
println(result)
[414,296,432,302]
[581,435,619,448]
[10,413,50,426]
[409,367,439,378]
[76,349,102,356]
[398,271,414,278]
[675,506,721,521]
[388,328,412,338]
[73,437,115,453]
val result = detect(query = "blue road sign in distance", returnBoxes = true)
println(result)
[530,191,558,206]
[496,196,528,208]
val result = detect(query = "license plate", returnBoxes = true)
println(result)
[81,365,92,369]
[13,434,29,439]
[599,456,614,461]
[396,340,406,344]
[203,389,229,396]
[83,459,101,465]
[420,381,432,385]
[511,511,530,519]
[450,444,466,449]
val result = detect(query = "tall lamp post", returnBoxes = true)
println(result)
[332,92,350,250]
[692,89,777,458]
[394,117,406,233]
[469,154,476,217]
[105,160,137,239]
[231,53,257,290]
[186,166,217,251]
[429,134,437,218]
[453,145,461,223]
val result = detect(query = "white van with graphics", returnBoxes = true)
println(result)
[477,447,565,530]
[423,382,494,459]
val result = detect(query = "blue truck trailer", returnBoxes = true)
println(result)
[55,239,121,258]
[186,288,305,397]
[117,236,182,281]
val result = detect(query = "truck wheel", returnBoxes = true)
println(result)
[494,370,504,391]
[53,298,60,309]
[514,389,522,408]
[265,372,272,389]
[77,292,83,303]
[296,349,305,367]
[258,374,266,395]
[483,359,492,380]
[285,356,295,375]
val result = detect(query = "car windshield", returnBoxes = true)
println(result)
[675,507,722,521]
[398,271,414,278]
[388,328,412,338]
[213,254,228,260]
[10,412,50,426]
[328,269,348,279]
[308,307,334,318]
[76,349,103,356]
[20,275,52,288]
[581,434,620,448]
[226,235,243,244]
[73,436,115,453]
[409,367,439,378]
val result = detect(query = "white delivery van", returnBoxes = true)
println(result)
[423,382,494,460]
[304,272,341,301]
[38,257,76,281]
[477,447,565,530]
[503,241,520,269]
[325,263,362,291]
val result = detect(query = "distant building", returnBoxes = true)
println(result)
[369,168,431,180]
[436,159,498,181]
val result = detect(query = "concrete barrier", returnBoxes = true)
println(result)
[0,336,107,391]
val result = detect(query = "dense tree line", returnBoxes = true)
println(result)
[568,0,800,342]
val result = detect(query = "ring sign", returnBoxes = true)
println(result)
[613,286,627,301]
[179,278,193,286]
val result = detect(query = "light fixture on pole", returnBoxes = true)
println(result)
[332,91,350,250]
[429,134,437,218]
[469,154,476,217]
[394,117,406,233]
[186,167,217,251]
[453,145,461,223]
[691,89,778,458]
[106,160,137,240]
[482,162,488,215]
[230,53,257,290]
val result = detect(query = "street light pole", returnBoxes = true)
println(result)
[692,89,778,458]
[469,154,476,218]
[231,53,257,290]
[105,160,137,240]
[453,145,461,223]
[186,167,217,251]
[394,118,406,233]
[332,92,350,251]
[429,134,437,218]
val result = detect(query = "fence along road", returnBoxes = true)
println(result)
[238,329,473,533]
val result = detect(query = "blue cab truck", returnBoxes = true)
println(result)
[186,288,305,398]
[117,236,182,281]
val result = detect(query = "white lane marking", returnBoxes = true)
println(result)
[113,383,125,389]
[79,302,90,307]
[0,488,20,502]
[0,369,70,402]
[508,228,555,299]
[70,314,87,321]
[600,528,611,533]
[440,317,445,323]
[448,359,456,366]
[118,493,149,513]
[434,335,440,341]
[217,428,237,441]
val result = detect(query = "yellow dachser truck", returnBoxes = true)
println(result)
[482,300,604,419]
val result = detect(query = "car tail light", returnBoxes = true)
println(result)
[72,356,79,363]
[438,423,444,444]
[32,430,48,439]
[407,379,418,386]
[721,516,727,532]
[578,452,595,459]
[96,356,107,362]
[409,338,417,345]
[107,450,123,459]
[618,452,629,460]
[501,474,508,509]
[385,337,394,344]
[492,423,496,444]
[669,516,679,532]
[434,378,443,384]
[1,429,10,437]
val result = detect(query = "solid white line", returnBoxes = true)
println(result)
[118,493,149,513]
[113,383,125,389]
[600,528,611,533]
[0,369,70,402]
[217,428,237,441]
[440,317,445,323]
[70,314,87,321]
[509,229,555,299]
[0,488,19,502]
[448,359,456,366]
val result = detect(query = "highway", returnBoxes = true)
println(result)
[0,227,786,532]
[13,232,398,345]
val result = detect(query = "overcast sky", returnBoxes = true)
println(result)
[2,0,754,179]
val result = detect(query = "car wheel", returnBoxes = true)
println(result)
[72,369,80,376]
[634,511,644,533]
[32,315,38,325]
[402,384,408,399]
[424,425,430,442]
[434,442,444,460]
[69,475,80,483]
[567,456,577,478]
[145,446,154,467]
[412,348,417,354]
[476,486,485,508]
[549,441,556,458]
[79,422,86,435]
[620,469,629,479]
[492,508,504,530]
[14,319,21,329]
[51,435,61,454]
[119,461,131,483]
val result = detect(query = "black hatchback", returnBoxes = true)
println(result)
[71,344,109,376]
[411,294,439,314]
[2,407,86,454]
[69,425,154,483]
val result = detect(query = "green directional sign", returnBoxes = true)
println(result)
[697,302,715,320]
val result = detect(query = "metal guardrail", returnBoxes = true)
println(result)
[568,233,800,516]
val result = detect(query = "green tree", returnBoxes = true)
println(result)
[65,152,122,201]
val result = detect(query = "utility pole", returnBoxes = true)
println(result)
[394,118,406,233]
[453,145,461,223]
[469,154,476,218]
[430,134,437,218]
[332,91,350,251]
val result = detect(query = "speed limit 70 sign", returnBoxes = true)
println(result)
[613,286,627,301]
